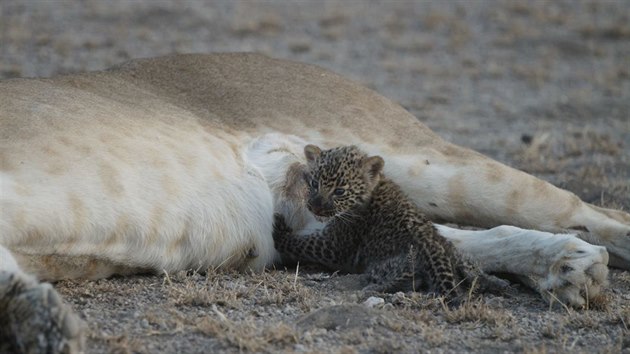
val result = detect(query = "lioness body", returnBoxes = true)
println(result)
[0,53,624,297]
[0,54,623,351]
[1,54,627,280]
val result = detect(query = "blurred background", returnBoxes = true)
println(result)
[1,0,628,208]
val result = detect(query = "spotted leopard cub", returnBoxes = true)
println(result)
[273,145,508,304]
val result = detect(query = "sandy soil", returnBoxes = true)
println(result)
[1,1,629,353]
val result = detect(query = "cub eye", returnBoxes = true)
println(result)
[310,179,319,190]
[333,188,345,196]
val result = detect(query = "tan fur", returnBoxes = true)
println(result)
[0,53,621,354]
[0,53,628,282]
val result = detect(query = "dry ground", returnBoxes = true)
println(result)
[1,1,629,353]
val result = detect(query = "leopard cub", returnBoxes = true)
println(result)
[273,144,508,304]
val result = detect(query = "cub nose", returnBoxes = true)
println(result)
[307,204,325,217]
[310,207,323,215]
[309,196,324,208]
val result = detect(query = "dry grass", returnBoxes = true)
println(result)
[578,23,630,40]
[143,308,187,335]
[55,263,630,353]
[539,319,565,339]
[162,268,316,312]
[443,300,514,327]
[512,64,550,88]
[518,128,622,174]
[163,270,242,308]
[616,308,630,331]
[318,14,348,29]
[230,5,283,37]
[196,316,298,352]
[288,40,311,54]
[98,335,146,354]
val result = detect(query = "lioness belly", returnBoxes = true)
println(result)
[0,89,278,279]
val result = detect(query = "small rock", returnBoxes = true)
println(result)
[297,305,382,331]
[392,292,406,304]
[140,319,149,328]
[484,296,504,308]
[294,344,307,352]
[313,328,327,335]
[363,296,385,308]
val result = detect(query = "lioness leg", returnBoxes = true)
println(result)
[381,143,630,269]
[435,224,609,307]
[0,246,84,354]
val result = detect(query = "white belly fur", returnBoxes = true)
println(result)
[1,124,310,279]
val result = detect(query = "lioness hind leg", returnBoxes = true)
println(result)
[0,246,84,354]
[436,224,609,307]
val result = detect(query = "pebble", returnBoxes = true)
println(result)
[484,296,504,308]
[392,292,406,304]
[294,344,307,352]
[383,303,395,311]
[363,296,385,308]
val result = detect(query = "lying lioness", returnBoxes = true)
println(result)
[0,53,626,353]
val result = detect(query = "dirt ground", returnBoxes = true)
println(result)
[1,1,629,353]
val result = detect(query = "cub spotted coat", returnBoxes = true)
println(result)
[273,145,507,302]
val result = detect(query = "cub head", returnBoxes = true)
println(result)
[303,144,384,218]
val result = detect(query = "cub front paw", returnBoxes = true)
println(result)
[272,213,293,241]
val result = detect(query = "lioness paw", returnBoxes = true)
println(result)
[0,271,84,354]
[534,240,609,308]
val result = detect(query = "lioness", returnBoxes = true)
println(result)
[0,53,626,352]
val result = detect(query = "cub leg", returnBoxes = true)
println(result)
[0,245,84,353]
[272,214,350,269]
[450,253,510,295]
[435,224,609,307]
[437,237,510,294]
[363,243,462,302]
[362,254,420,293]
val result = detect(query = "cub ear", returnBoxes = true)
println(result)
[364,155,384,181]
[304,144,322,163]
